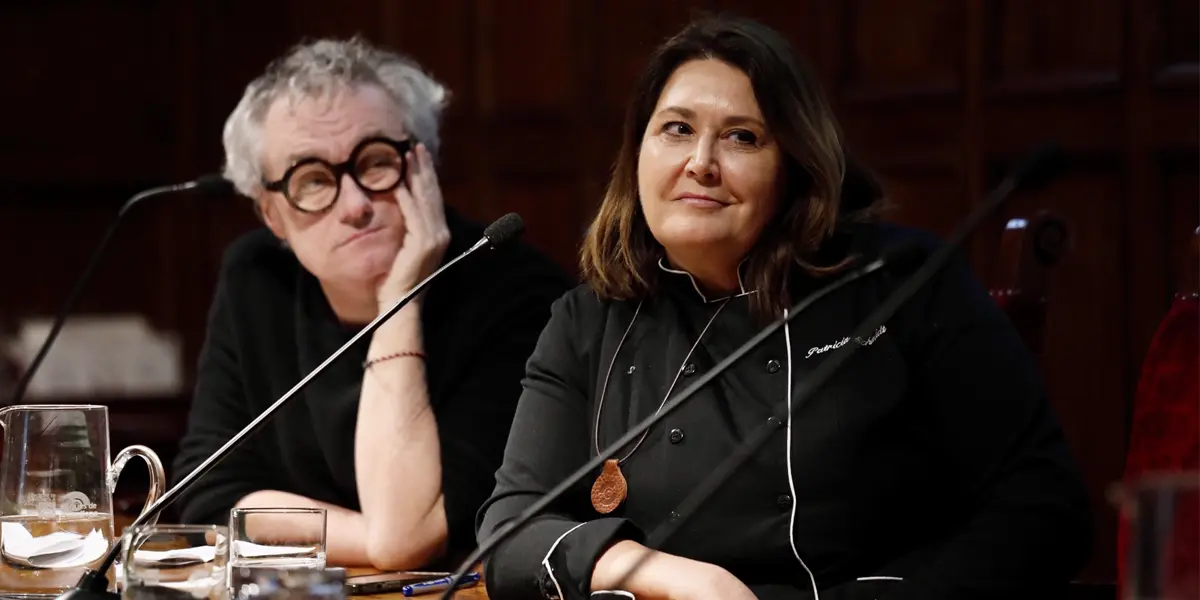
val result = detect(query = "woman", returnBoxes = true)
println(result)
[173,37,569,570]
[476,15,1091,600]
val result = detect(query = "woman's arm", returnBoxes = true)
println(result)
[353,303,449,570]
[353,249,572,570]
[591,541,757,600]
[477,293,754,600]
[477,293,639,599]
[351,144,452,570]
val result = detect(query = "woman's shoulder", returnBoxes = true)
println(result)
[543,284,640,342]
[551,283,615,323]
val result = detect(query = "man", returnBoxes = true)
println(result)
[173,37,570,570]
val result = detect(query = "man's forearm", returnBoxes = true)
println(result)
[355,304,448,569]
[235,490,371,566]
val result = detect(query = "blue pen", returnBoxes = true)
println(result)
[401,572,482,597]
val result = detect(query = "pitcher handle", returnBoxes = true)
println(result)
[108,444,166,527]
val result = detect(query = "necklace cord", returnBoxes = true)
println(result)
[593,297,733,463]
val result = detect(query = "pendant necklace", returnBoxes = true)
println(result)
[590,296,733,514]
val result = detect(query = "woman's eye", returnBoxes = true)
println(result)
[729,130,759,145]
[662,121,692,136]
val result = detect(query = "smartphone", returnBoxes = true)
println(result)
[344,571,452,595]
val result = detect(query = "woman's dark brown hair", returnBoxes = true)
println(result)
[580,14,885,319]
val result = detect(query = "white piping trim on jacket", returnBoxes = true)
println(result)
[656,257,755,303]
[541,522,588,599]
[784,308,821,600]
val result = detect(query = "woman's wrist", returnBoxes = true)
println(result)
[592,540,680,598]
[370,302,424,348]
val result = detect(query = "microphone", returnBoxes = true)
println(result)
[57,212,526,600]
[441,142,1066,599]
[8,174,234,405]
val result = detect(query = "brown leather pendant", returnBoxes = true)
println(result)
[590,459,628,514]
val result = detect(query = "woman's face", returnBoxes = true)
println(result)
[637,58,783,266]
[257,84,410,291]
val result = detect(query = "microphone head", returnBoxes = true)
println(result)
[483,213,525,248]
[192,173,234,194]
[1010,143,1067,192]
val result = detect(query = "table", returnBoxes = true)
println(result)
[347,568,489,599]
[112,515,489,598]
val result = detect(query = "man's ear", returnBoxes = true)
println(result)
[258,195,287,240]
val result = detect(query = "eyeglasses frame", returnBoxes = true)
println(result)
[261,136,417,214]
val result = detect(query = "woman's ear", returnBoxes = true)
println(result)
[258,195,287,241]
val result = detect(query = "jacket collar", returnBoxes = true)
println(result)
[656,256,757,304]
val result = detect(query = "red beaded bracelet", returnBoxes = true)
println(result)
[362,350,426,369]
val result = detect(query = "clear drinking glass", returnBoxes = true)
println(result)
[1113,472,1199,600]
[0,404,165,598]
[227,509,326,592]
[120,524,229,600]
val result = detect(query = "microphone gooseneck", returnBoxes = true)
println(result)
[444,143,1065,600]
[9,174,232,406]
[57,213,524,600]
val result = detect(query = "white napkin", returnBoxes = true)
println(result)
[119,540,313,567]
[0,522,109,569]
[132,545,218,567]
[232,540,318,559]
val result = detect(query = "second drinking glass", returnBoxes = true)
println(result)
[227,508,326,593]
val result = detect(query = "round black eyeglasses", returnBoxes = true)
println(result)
[262,136,416,213]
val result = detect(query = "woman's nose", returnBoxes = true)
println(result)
[336,173,374,228]
[684,142,719,182]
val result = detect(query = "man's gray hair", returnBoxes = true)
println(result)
[222,36,449,198]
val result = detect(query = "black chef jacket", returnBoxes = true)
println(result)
[476,222,1091,600]
[172,206,571,557]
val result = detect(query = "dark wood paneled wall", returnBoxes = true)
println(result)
[1,0,1195,583]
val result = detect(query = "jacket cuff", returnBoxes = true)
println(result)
[541,518,642,599]
[484,517,641,600]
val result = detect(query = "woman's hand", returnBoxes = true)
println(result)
[375,142,450,312]
[592,540,758,600]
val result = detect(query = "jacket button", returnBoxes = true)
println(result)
[668,428,685,444]
[682,363,696,377]
[766,359,781,374]
[777,494,793,510]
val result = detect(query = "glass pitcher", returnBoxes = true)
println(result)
[0,404,165,598]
